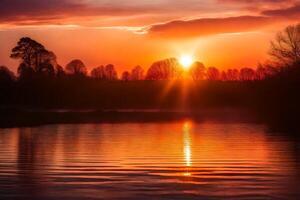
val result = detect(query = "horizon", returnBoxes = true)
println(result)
[1,0,300,73]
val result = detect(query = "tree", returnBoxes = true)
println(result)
[104,64,118,80]
[65,59,87,76]
[146,58,182,80]
[10,37,45,69]
[121,71,131,81]
[256,65,267,80]
[0,66,15,83]
[91,66,106,79]
[11,37,58,78]
[91,65,118,80]
[206,67,220,80]
[270,23,300,65]
[39,50,58,75]
[189,62,206,80]
[264,64,280,78]
[131,65,144,80]
[38,62,55,77]
[221,71,227,81]
[56,65,66,77]
[239,67,255,81]
[18,62,35,80]
[226,69,239,81]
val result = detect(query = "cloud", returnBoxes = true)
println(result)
[262,4,300,18]
[1,0,299,38]
[218,0,297,6]
[0,0,82,21]
[146,16,273,38]
[0,0,221,25]
[144,2,300,38]
[218,0,298,13]
[219,0,291,3]
[0,0,155,25]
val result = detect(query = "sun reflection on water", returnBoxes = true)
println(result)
[183,121,192,176]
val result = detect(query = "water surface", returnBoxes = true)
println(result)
[0,122,299,200]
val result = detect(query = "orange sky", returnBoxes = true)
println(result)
[0,0,299,73]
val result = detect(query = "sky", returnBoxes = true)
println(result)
[0,0,300,73]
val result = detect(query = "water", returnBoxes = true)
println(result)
[0,122,299,200]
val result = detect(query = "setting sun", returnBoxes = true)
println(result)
[179,55,193,70]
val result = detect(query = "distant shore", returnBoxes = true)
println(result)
[0,107,261,128]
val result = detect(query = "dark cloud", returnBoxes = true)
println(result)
[262,4,300,18]
[0,0,83,20]
[219,0,294,4]
[1,0,300,38]
[146,2,300,38]
[147,16,273,38]
[0,0,151,24]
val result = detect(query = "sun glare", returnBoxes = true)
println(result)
[179,55,193,70]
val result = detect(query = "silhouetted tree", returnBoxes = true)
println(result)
[0,66,15,83]
[265,65,280,77]
[239,67,255,81]
[258,63,280,78]
[56,65,66,78]
[270,23,300,65]
[131,65,144,80]
[90,65,118,80]
[104,64,118,80]
[189,62,206,80]
[37,51,56,77]
[206,67,220,80]
[256,65,267,80]
[221,71,227,81]
[226,69,239,81]
[11,37,57,77]
[65,59,87,76]
[38,62,55,77]
[121,71,131,81]
[146,58,182,80]
[17,63,35,80]
[91,66,106,79]
[10,37,44,69]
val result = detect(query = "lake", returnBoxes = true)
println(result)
[0,122,299,200]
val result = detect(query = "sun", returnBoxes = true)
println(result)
[179,55,193,70]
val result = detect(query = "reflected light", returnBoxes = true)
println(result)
[183,172,191,176]
[183,121,192,168]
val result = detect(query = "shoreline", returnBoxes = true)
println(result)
[0,108,260,128]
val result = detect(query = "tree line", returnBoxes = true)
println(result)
[1,23,299,84]
[0,23,300,131]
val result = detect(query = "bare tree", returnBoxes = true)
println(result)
[270,23,300,65]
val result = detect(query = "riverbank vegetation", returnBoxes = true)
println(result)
[0,24,300,129]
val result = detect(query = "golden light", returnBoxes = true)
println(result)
[183,121,192,167]
[183,121,192,176]
[179,55,193,70]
